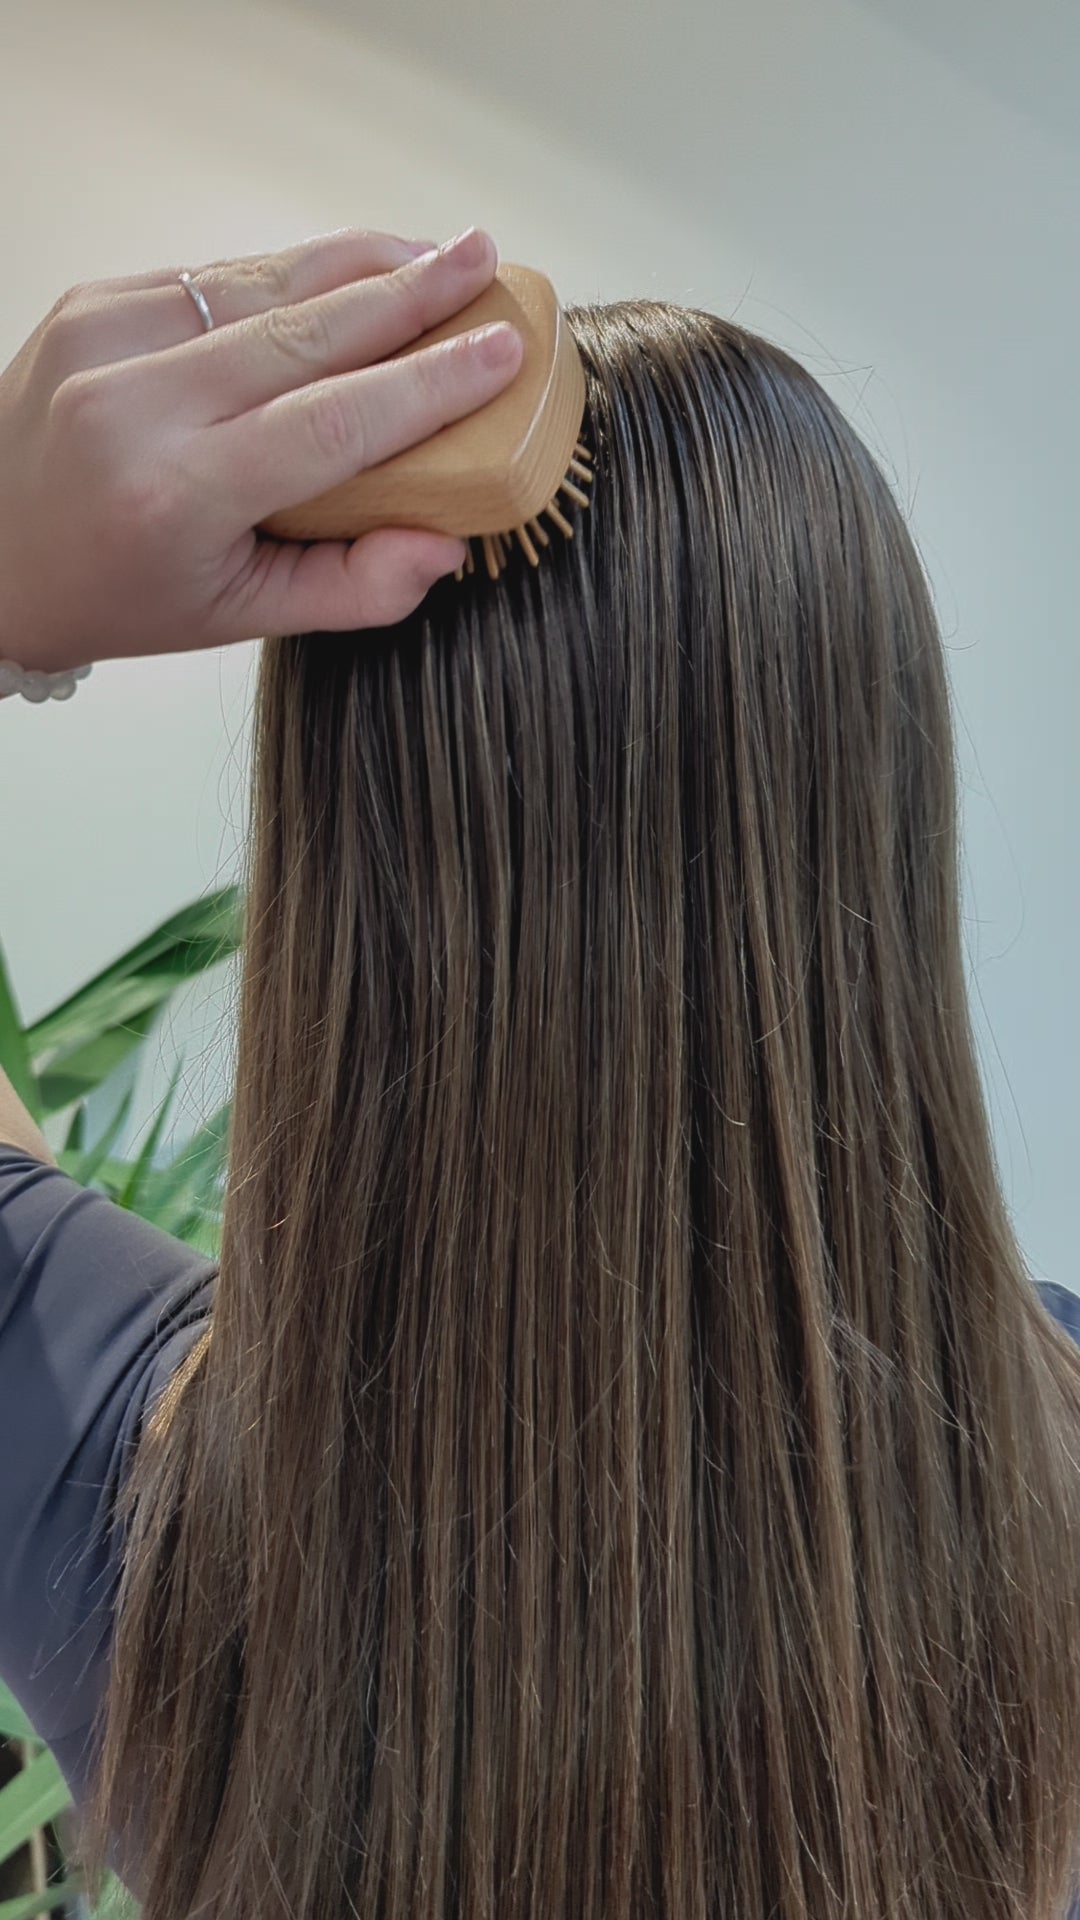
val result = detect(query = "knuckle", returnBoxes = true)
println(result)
[49,367,113,436]
[420,335,476,413]
[237,253,294,308]
[309,386,362,466]
[49,281,92,317]
[266,296,334,367]
[414,341,452,410]
[39,287,96,381]
[44,303,86,352]
[390,265,435,341]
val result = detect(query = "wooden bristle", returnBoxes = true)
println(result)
[453,443,595,584]
[544,500,575,539]
[558,478,591,508]
[516,523,540,565]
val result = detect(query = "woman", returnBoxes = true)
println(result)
[2,225,1079,1920]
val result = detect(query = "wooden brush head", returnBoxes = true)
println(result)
[257,263,586,544]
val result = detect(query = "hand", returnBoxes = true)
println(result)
[0,226,523,674]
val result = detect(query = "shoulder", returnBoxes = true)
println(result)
[0,1144,215,1750]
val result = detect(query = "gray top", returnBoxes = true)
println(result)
[1,1143,1079,1876]
[0,1145,215,1818]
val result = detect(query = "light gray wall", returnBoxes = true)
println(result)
[0,0,1076,1279]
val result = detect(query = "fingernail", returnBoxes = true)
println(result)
[470,321,522,369]
[441,226,490,268]
[403,238,437,257]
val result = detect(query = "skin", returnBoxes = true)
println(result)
[0,224,521,671]
[0,1066,53,1162]
[0,221,523,1160]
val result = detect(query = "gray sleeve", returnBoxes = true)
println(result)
[0,1144,214,1810]
[1035,1279,1080,1347]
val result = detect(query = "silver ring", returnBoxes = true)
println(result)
[178,270,215,332]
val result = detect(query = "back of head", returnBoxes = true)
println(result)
[82,300,1080,1920]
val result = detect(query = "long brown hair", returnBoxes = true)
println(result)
[80,299,1080,1919]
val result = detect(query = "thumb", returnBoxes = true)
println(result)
[224,526,468,639]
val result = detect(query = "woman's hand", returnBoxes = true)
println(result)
[0,225,523,674]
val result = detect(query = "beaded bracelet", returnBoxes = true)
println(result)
[0,658,93,703]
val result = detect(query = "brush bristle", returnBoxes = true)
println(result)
[453,441,594,582]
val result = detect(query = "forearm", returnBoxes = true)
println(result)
[0,1063,55,1162]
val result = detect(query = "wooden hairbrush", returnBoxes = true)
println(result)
[256,263,592,582]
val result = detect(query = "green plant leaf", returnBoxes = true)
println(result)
[62,1103,86,1153]
[59,1155,132,1199]
[86,1870,140,1919]
[32,978,168,1058]
[0,1683,38,1745]
[61,1114,229,1256]
[170,1208,224,1260]
[0,1749,71,1864]
[57,1090,134,1190]
[0,941,40,1123]
[145,1104,230,1238]
[117,1061,185,1211]
[23,888,243,1062]
[35,1008,160,1117]
[0,1878,90,1920]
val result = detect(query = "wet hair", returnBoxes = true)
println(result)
[80,299,1080,1920]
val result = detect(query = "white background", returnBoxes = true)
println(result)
[0,0,1075,1281]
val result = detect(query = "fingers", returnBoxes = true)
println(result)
[58,227,433,310]
[198,317,524,535]
[216,526,468,642]
[36,230,436,379]
[149,227,502,427]
[167,227,435,320]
